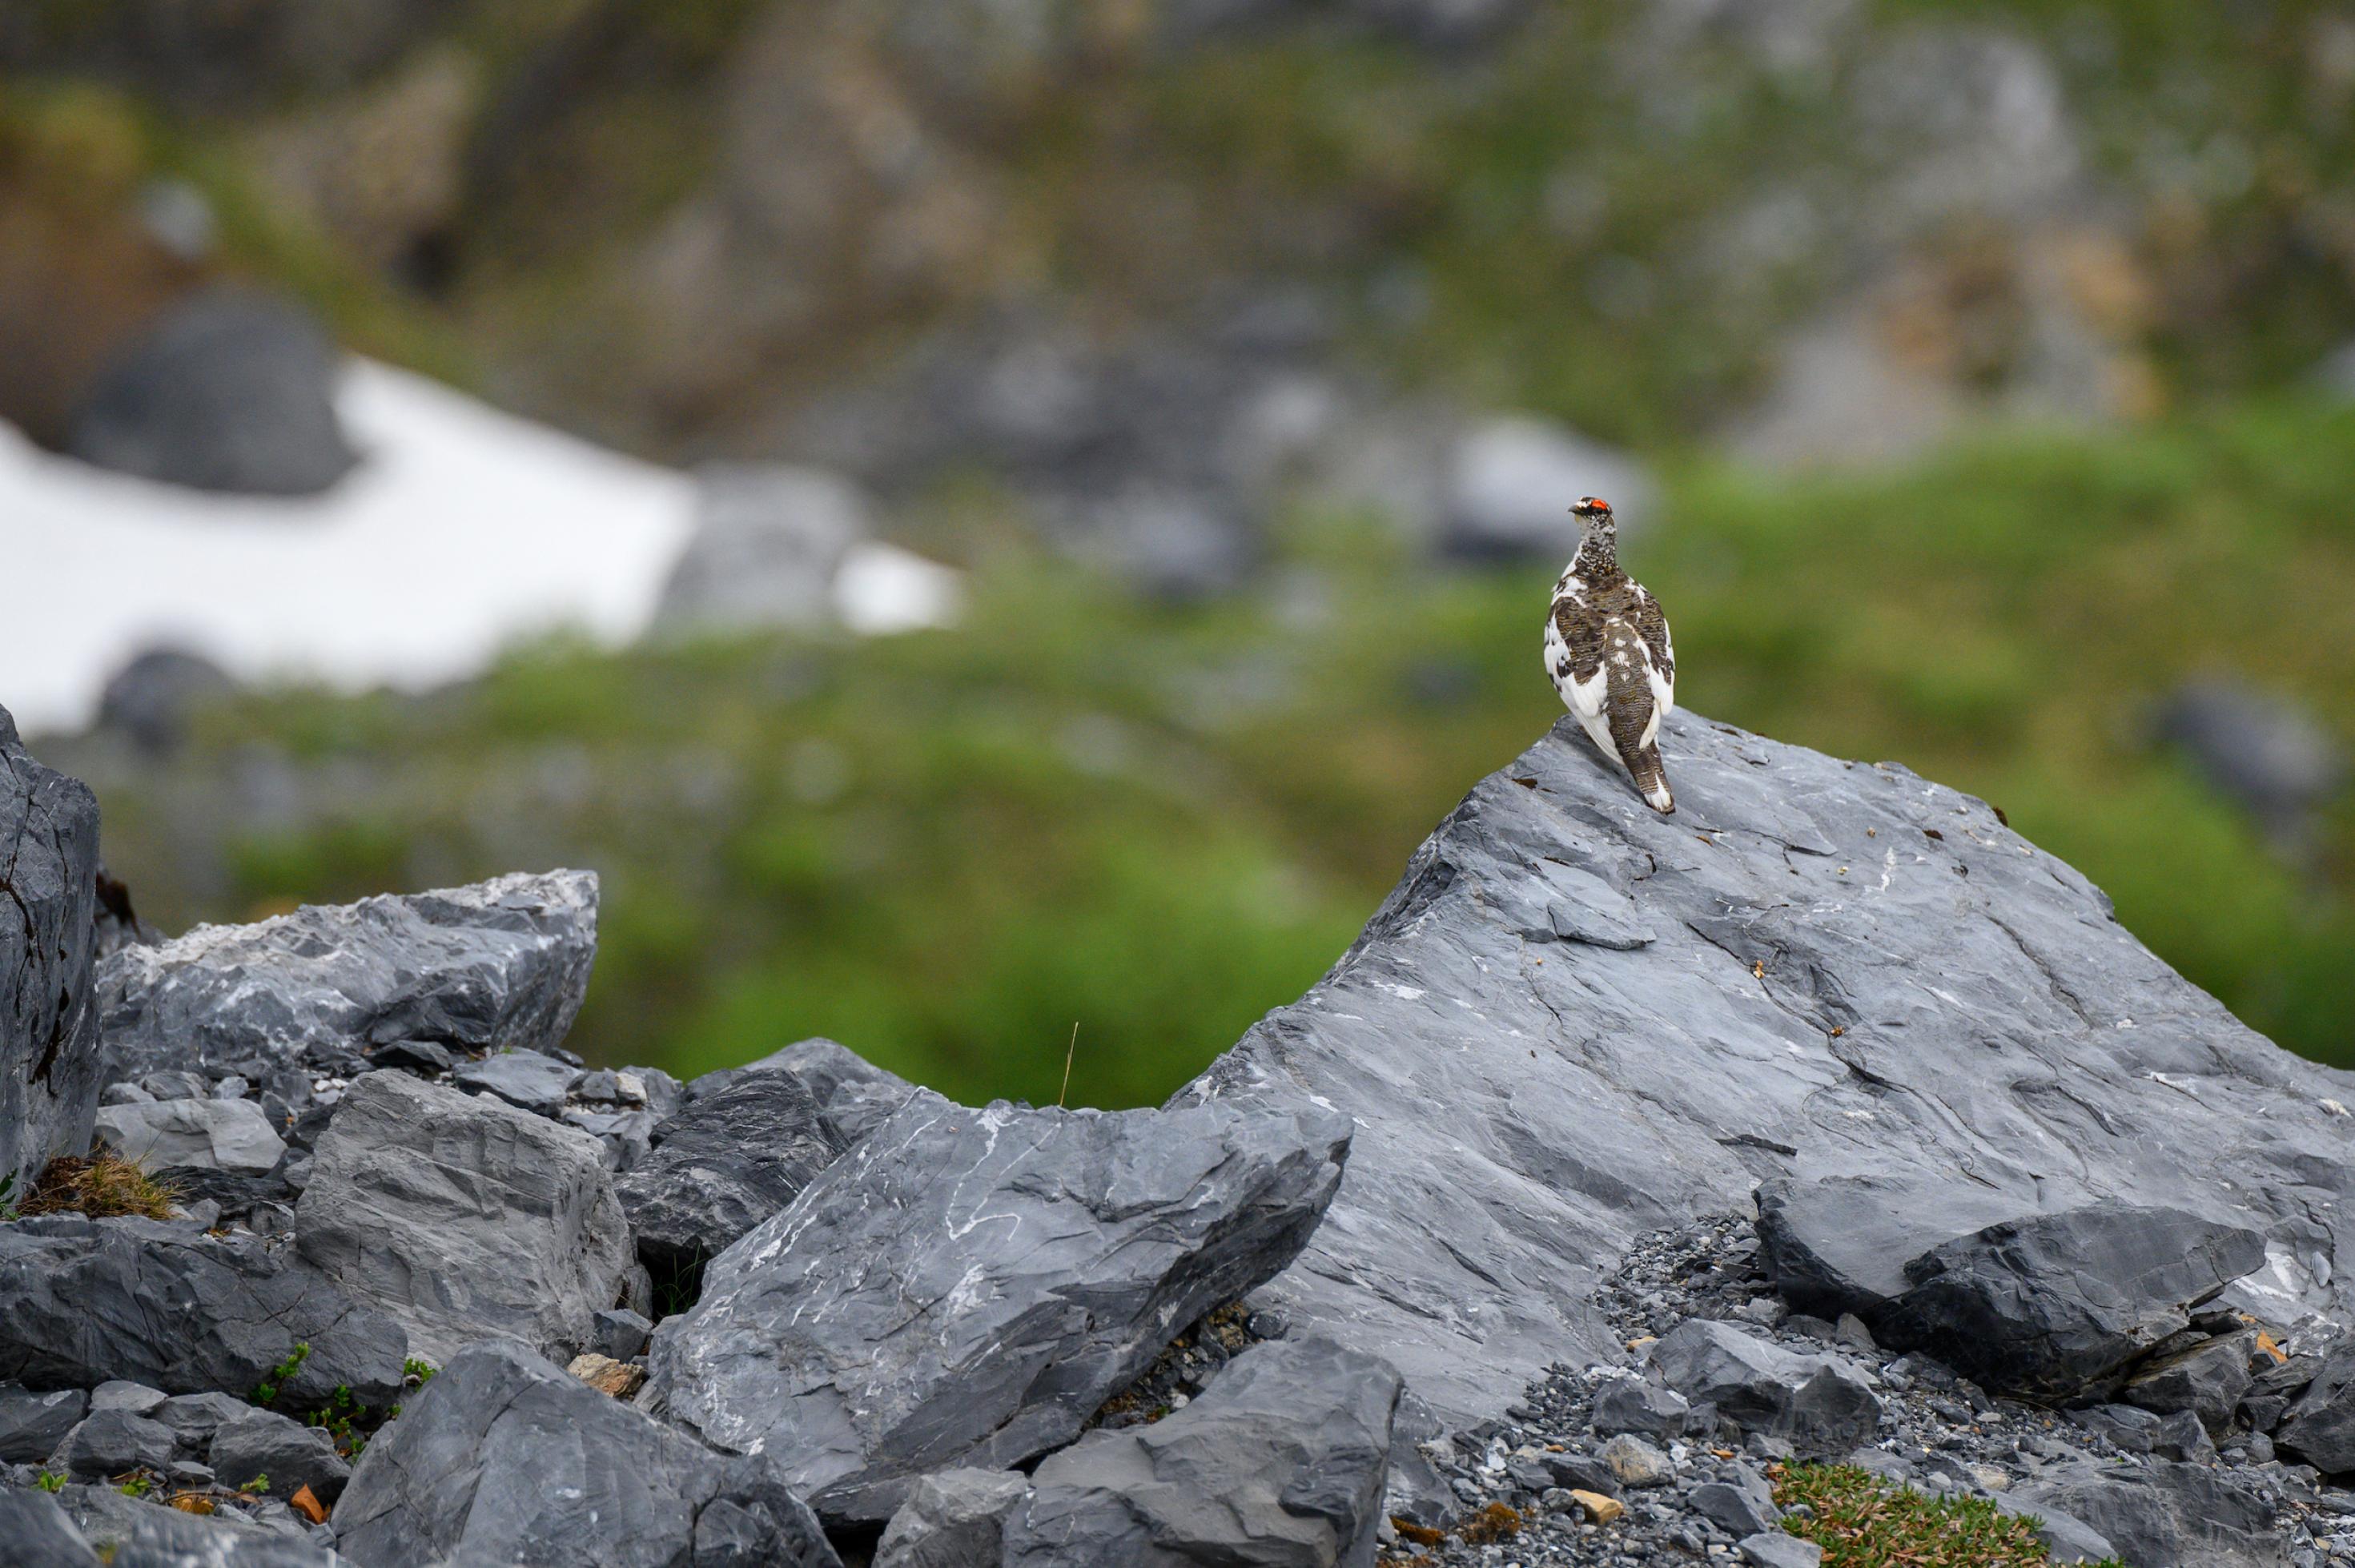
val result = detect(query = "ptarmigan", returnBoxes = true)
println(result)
[1544,496,1677,813]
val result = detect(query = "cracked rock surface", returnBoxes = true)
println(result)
[95,870,599,1081]
[1176,710,2355,1426]
[648,1090,1352,1523]
[0,703,102,1194]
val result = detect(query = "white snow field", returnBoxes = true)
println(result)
[0,360,959,735]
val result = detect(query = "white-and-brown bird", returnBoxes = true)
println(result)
[1544,496,1677,813]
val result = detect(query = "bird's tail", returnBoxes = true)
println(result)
[1628,742,1674,814]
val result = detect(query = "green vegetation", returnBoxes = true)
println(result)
[403,1357,438,1385]
[78,396,2355,1106]
[251,1344,311,1408]
[34,1469,65,1493]
[1773,1462,2124,1566]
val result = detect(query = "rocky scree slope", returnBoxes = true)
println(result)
[7,694,2355,1565]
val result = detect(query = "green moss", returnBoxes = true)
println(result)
[1773,1461,2124,1567]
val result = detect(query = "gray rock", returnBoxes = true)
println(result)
[94,1098,287,1174]
[294,1070,633,1365]
[2011,1461,2284,1568]
[2276,1337,2355,1473]
[616,1063,844,1273]
[451,1048,576,1115]
[78,1489,349,1566]
[1442,414,1654,562]
[152,1391,255,1453]
[89,1381,168,1417]
[1689,1464,1780,1536]
[561,1107,657,1171]
[753,1037,917,1147]
[1597,1433,1674,1489]
[1878,1204,2265,1400]
[1590,1377,1690,1439]
[1000,1337,1400,1568]
[0,1486,101,1568]
[1994,1492,2116,1565]
[2121,1329,2256,1433]
[0,1216,404,1406]
[0,704,102,1194]
[67,287,356,497]
[2065,1401,2160,1453]
[51,1409,179,1477]
[657,464,870,634]
[1,1386,90,1461]
[94,648,238,758]
[649,1091,1352,1522]
[1172,713,2355,1433]
[1738,1534,1821,1568]
[875,1468,1031,1568]
[1755,1172,2032,1318]
[1647,1320,1880,1457]
[96,870,598,1083]
[593,1308,653,1362]
[332,1339,838,1568]
[208,1406,349,1502]
[2150,1406,2216,1463]
[2155,679,2345,842]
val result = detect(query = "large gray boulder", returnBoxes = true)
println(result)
[875,1469,1032,1568]
[0,1486,101,1568]
[94,1097,287,1174]
[294,1071,633,1365]
[999,1337,1402,1568]
[96,870,598,1081]
[1875,1204,2266,1400]
[2276,1338,2355,1473]
[0,1216,404,1406]
[648,1092,1352,1523]
[616,1059,846,1272]
[1645,1320,1880,1457]
[1,1385,90,1461]
[1,703,102,1194]
[2010,1461,2285,1568]
[1171,711,2355,1428]
[1758,1180,2268,1400]
[748,1037,916,1148]
[67,287,357,497]
[332,1340,838,1568]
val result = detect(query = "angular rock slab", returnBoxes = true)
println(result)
[1877,1204,2265,1399]
[1172,711,2355,1425]
[95,1097,287,1173]
[96,870,598,1080]
[649,1092,1352,1522]
[0,1485,102,1568]
[876,1469,1032,1568]
[1646,1320,1880,1457]
[295,1071,633,1365]
[332,1340,838,1568]
[616,1059,845,1272]
[1754,1172,2033,1318]
[748,1037,917,1148]
[0,702,102,1193]
[2010,1460,2285,1568]
[0,1216,404,1407]
[2277,1337,2355,1472]
[1001,1337,1401,1568]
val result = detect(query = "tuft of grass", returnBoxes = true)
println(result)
[1772,1462,2124,1568]
[17,1152,178,1220]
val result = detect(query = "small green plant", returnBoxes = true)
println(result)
[34,1469,65,1493]
[402,1357,438,1385]
[118,1474,151,1498]
[239,1474,269,1496]
[307,1384,364,1454]
[1773,1462,2125,1567]
[251,1342,310,1405]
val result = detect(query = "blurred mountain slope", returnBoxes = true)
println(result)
[47,396,2355,1104]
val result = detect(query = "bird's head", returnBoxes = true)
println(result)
[1570,496,1615,533]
